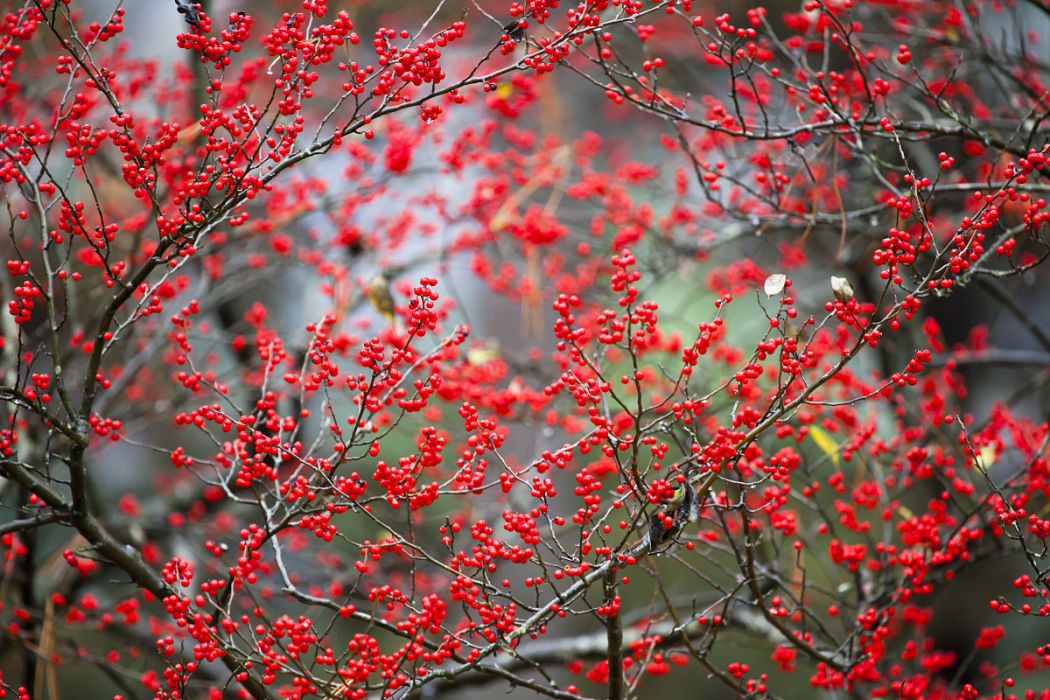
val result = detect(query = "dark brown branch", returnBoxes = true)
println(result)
[0,511,65,536]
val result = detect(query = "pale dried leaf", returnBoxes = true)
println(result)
[764,273,787,297]
[830,275,854,302]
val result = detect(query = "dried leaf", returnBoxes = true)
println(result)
[503,20,526,41]
[830,276,854,302]
[173,0,201,30]
[764,273,787,297]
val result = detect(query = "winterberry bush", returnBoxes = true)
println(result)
[2,0,1050,698]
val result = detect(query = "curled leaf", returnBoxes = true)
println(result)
[764,273,787,297]
[830,276,855,302]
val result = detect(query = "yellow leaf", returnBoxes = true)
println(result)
[808,425,839,465]
[975,444,996,473]
[495,82,513,100]
[467,343,500,366]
